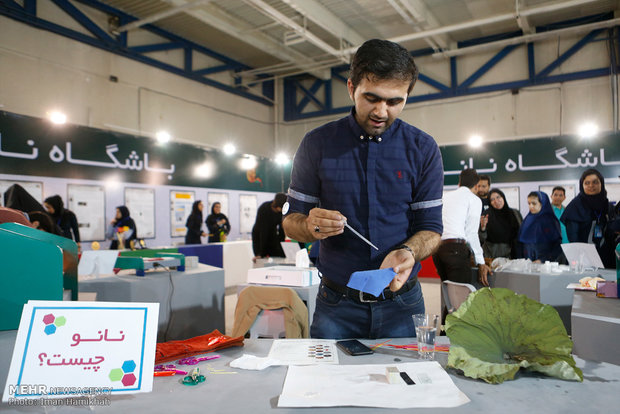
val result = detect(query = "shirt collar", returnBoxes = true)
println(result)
[347,107,399,144]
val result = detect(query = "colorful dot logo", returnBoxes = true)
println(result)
[109,360,137,386]
[42,314,66,335]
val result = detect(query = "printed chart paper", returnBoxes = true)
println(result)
[3,300,159,402]
[278,362,470,408]
[268,339,338,365]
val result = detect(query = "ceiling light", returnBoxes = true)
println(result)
[49,111,67,125]
[156,131,171,143]
[223,143,236,155]
[275,152,289,165]
[468,134,483,148]
[578,122,598,139]
[194,161,215,179]
[240,156,258,171]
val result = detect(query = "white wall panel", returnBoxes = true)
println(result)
[0,16,275,158]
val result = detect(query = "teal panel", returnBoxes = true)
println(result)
[0,227,63,330]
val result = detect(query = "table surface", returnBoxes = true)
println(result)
[1,331,618,413]
[79,263,225,341]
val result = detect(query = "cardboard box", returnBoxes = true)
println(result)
[247,266,320,287]
[596,281,619,298]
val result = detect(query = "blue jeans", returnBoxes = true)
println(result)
[310,281,425,339]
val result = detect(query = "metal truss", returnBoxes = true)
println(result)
[284,16,619,121]
[0,0,274,105]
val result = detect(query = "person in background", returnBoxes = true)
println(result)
[561,169,617,268]
[28,211,57,233]
[185,200,206,244]
[477,174,491,214]
[252,193,287,261]
[434,169,492,288]
[44,195,81,249]
[519,191,562,263]
[206,202,231,243]
[107,205,137,250]
[479,188,522,259]
[550,186,569,244]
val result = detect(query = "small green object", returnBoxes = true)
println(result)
[109,368,124,381]
[181,368,205,386]
[54,316,66,327]
[446,287,583,384]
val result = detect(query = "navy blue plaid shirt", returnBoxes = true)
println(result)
[285,110,444,286]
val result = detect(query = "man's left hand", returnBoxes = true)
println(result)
[380,249,415,292]
[478,264,492,287]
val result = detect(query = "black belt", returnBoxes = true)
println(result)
[442,238,468,245]
[322,275,418,303]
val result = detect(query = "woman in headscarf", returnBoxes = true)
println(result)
[561,169,617,268]
[107,205,137,249]
[44,195,81,244]
[479,188,522,259]
[185,200,206,244]
[519,191,562,262]
[205,202,231,243]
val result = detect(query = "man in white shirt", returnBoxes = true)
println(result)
[433,169,492,288]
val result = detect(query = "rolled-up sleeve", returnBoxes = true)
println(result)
[410,141,444,235]
[285,133,320,217]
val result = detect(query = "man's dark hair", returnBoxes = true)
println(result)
[551,186,565,196]
[273,193,287,208]
[349,39,419,94]
[459,169,480,189]
[478,174,491,185]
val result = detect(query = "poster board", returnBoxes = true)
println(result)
[2,300,158,402]
[539,184,576,207]
[239,194,257,234]
[0,180,43,206]
[207,192,229,217]
[170,190,195,237]
[67,184,105,241]
[125,187,155,239]
[495,186,520,211]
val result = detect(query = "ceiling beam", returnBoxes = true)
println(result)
[243,0,348,63]
[399,0,450,49]
[342,0,609,56]
[115,0,211,33]
[515,0,533,34]
[163,0,331,79]
[281,0,365,47]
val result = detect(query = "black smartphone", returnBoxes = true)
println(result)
[336,339,374,356]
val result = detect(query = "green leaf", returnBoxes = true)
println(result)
[446,287,583,384]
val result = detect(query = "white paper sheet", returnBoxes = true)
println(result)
[268,339,338,365]
[278,362,470,408]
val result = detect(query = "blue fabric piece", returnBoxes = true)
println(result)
[284,109,443,286]
[346,268,397,297]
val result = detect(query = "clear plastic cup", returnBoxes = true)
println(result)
[412,314,440,360]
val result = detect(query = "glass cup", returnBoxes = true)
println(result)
[412,314,440,360]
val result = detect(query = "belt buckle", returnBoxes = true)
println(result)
[358,290,378,303]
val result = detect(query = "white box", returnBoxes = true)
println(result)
[247,266,320,287]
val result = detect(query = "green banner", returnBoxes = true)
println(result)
[0,111,290,193]
[440,133,620,185]
[1,111,619,189]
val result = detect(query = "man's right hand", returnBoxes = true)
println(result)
[305,207,345,240]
